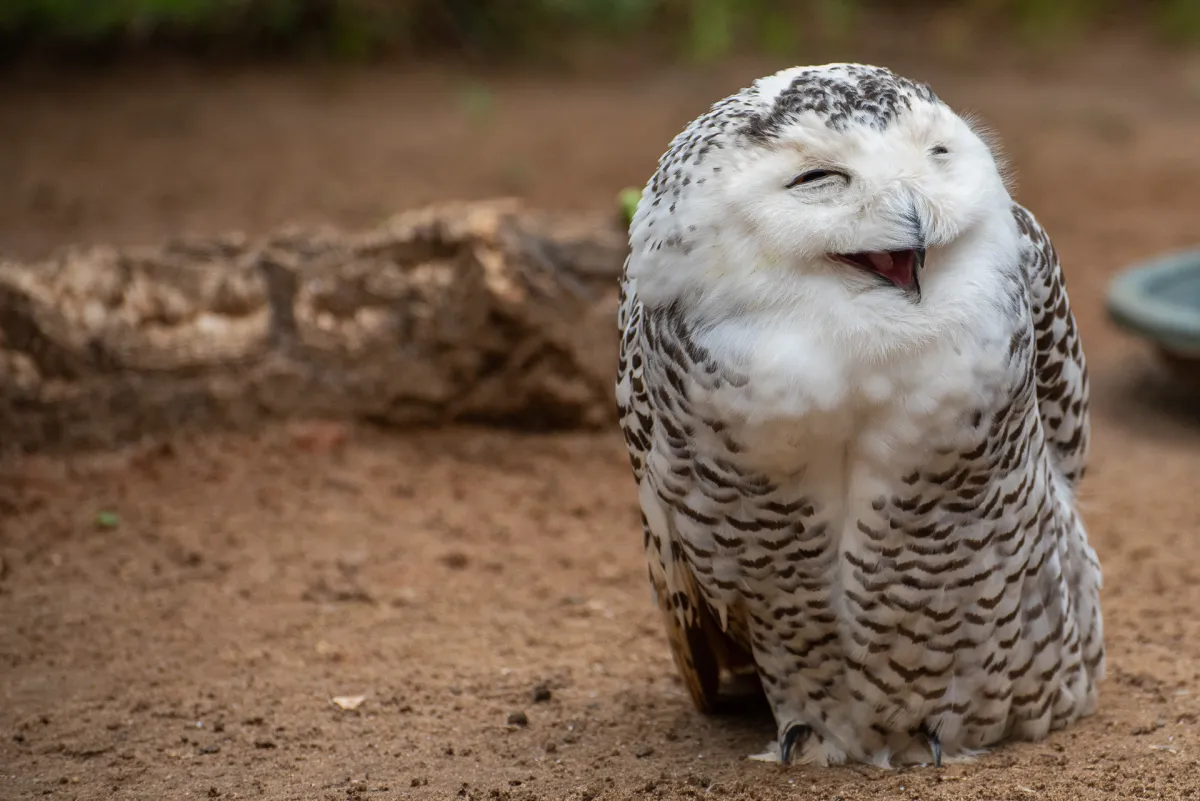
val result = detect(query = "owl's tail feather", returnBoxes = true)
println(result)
[653,561,764,715]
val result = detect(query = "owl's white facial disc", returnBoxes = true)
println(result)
[627,63,1013,323]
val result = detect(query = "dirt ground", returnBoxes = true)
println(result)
[4,36,1200,801]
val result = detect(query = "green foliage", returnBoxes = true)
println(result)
[0,0,301,42]
[619,188,642,227]
[0,0,1196,61]
[813,0,858,43]
[551,0,659,35]
[1010,0,1111,46]
[685,0,735,62]
[1157,0,1200,43]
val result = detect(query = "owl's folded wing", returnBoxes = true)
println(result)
[1014,204,1091,489]
[616,265,759,714]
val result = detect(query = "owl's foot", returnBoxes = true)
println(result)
[780,722,812,764]
[921,723,942,768]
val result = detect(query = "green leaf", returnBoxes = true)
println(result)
[619,187,641,226]
[94,510,120,530]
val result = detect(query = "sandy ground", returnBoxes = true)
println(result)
[4,37,1200,800]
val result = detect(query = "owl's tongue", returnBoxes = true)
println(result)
[834,249,923,294]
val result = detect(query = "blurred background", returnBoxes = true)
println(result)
[3,0,1200,61]
[4,5,1200,801]
[2,0,1200,260]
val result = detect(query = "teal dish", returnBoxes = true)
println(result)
[1106,251,1200,358]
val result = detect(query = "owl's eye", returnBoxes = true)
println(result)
[930,145,949,156]
[786,169,846,188]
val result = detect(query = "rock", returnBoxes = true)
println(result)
[0,200,628,456]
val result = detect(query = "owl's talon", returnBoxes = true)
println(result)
[921,723,942,768]
[779,722,812,765]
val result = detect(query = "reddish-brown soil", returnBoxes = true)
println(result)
[4,39,1200,800]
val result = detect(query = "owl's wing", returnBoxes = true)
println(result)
[1013,204,1106,685]
[616,264,758,714]
[1013,204,1091,488]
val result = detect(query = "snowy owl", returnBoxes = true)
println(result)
[615,63,1103,768]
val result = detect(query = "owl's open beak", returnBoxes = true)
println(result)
[832,248,924,298]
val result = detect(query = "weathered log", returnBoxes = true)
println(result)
[0,200,629,455]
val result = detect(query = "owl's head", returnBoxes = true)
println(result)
[627,64,1014,321]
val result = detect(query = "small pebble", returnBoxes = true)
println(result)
[507,711,529,727]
